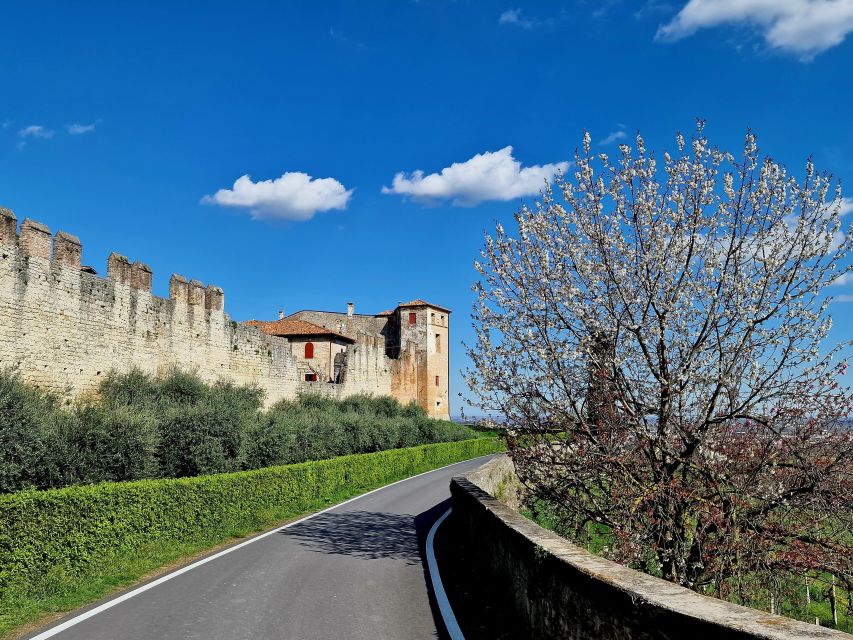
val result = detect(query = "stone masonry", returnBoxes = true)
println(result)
[0,208,451,418]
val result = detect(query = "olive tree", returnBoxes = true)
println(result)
[466,123,853,600]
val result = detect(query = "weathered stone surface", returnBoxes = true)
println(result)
[54,231,82,268]
[0,219,451,416]
[0,208,18,247]
[19,218,51,259]
[0,223,294,404]
[451,457,848,640]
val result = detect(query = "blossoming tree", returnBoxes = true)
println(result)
[466,123,853,602]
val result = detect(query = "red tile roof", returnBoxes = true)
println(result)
[245,319,355,343]
[397,299,451,313]
[375,309,395,317]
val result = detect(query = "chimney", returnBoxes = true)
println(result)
[278,309,284,320]
[347,302,354,318]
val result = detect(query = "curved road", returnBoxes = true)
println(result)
[26,456,489,640]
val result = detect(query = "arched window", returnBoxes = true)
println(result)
[305,342,314,359]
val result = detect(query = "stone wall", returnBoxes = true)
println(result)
[296,342,392,399]
[0,210,292,404]
[287,310,390,348]
[289,306,450,419]
[449,456,848,640]
[0,209,445,414]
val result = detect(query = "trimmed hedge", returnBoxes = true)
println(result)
[0,438,502,612]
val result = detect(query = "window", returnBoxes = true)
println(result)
[440,315,445,325]
[408,312,416,325]
[435,333,441,352]
[431,312,435,324]
[304,373,317,382]
[304,342,314,359]
[435,375,440,386]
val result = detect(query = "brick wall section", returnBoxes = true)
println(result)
[390,305,450,420]
[450,457,849,640]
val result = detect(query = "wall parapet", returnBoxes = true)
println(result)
[0,206,422,412]
[449,456,847,640]
[0,209,296,405]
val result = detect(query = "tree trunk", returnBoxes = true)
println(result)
[830,575,838,627]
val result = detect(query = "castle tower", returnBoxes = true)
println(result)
[395,300,451,420]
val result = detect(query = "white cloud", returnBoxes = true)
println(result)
[1,119,10,129]
[202,172,353,221]
[657,0,853,60]
[18,125,54,139]
[828,196,853,217]
[833,272,853,286]
[382,146,569,207]
[67,122,97,135]
[499,8,539,28]
[834,294,853,302]
[599,130,627,145]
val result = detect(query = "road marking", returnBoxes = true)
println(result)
[26,454,493,640]
[426,507,465,640]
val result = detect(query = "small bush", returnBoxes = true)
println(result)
[0,374,64,493]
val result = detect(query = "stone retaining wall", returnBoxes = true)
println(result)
[450,456,847,640]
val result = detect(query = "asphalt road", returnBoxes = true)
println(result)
[26,456,490,640]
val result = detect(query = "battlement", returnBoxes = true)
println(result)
[0,205,283,402]
[1,210,87,271]
[169,274,223,310]
[0,209,221,301]
[0,205,449,417]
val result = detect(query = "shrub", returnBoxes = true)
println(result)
[252,394,476,467]
[65,405,160,484]
[0,370,477,492]
[0,373,64,493]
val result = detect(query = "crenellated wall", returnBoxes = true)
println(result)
[0,209,300,403]
[0,208,446,414]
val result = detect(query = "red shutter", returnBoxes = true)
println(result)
[409,312,416,325]
[305,342,314,359]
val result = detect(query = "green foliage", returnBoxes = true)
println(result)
[0,374,64,493]
[0,438,503,636]
[242,394,474,469]
[57,405,160,485]
[0,369,477,492]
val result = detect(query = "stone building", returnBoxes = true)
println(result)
[248,299,452,419]
[0,207,451,419]
[245,318,355,383]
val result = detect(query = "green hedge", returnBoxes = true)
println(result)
[0,437,502,630]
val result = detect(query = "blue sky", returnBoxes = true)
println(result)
[2,1,852,413]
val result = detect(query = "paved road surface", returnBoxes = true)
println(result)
[26,456,490,640]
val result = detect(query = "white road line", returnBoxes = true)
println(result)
[426,507,465,640]
[26,454,493,640]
